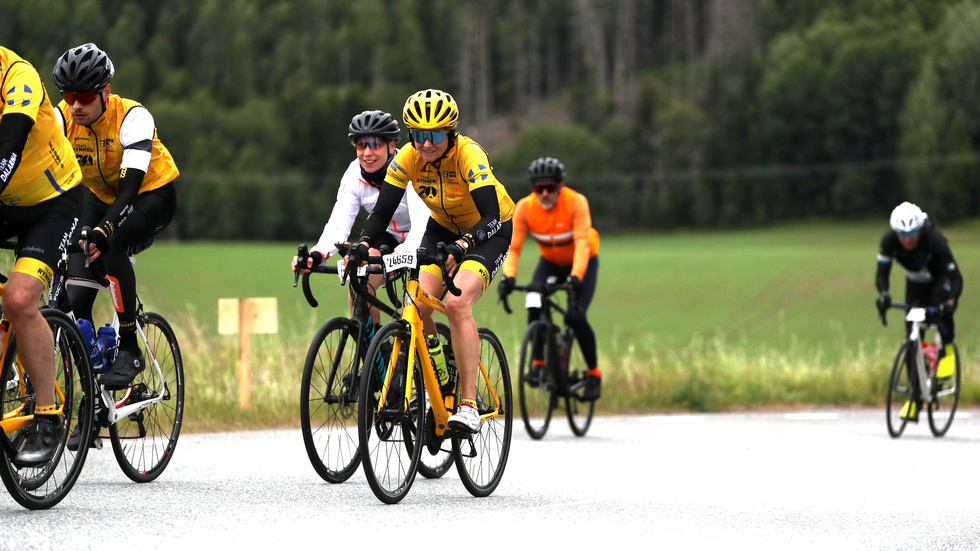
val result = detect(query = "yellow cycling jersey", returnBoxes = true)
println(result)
[385,135,514,233]
[0,47,81,206]
[58,95,179,204]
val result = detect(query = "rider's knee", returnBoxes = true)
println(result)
[1,284,41,322]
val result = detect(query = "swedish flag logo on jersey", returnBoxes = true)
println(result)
[6,85,32,107]
[467,164,489,184]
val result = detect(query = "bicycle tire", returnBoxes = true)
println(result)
[518,321,555,439]
[109,312,184,483]
[928,342,960,437]
[0,308,95,509]
[358,321,423,504]
[300,316,362,483]
[563,328,595,437]
[418,321,455,480]
[885,340,914,438]
[453,327,512,498]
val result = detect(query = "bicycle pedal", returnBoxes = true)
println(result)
[91,436,103,450]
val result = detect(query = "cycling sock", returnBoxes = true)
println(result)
[461,398,477,409]
[586,367,601,377]
[35,404,59,415]
[119,322,138,351]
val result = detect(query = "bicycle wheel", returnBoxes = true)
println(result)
[0,308,95,509]
[109,312,184,482]
[453,327,512,498]
[518,321,555,439]
[358,321,423,504]
[418,321,455,480]
[886,341,915,438]
[563,329,595,437]
[300,316,362,483]
[928,343,960,437]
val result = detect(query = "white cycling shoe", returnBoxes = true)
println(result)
[448,403,481,433]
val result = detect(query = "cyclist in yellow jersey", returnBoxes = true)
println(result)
[51,44,179,406]
[0,46,84,467]
[348,89,514,433]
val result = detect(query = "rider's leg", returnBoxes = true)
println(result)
[4,188,82,465]
[566,256,599,370]
[5,273,55,407]
[6,271,64,465]
[100,184,176,390]
[931,277,957,378]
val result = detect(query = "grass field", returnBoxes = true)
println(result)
[17,220,979,431]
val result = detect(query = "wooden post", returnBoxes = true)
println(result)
[238,298,253,409]
[219,297,278,410]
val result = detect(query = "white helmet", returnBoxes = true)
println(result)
[890,201,926,234]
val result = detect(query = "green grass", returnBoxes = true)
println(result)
[18,220,979,431]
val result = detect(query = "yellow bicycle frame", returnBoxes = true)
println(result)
[376,276,502,438]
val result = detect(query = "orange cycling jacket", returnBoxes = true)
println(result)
[502,186,599,280]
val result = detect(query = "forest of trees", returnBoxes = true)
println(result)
[2,0,979,239]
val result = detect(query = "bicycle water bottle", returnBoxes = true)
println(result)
[427,335,452,393]
[922,342,938,373]
[97,324,117,372]
[77,319,104,374]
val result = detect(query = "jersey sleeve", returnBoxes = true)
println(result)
[876,231,894,293]
[53,103,67,135]
[118,106,155,173]
[1,62,43,122]
[458,142,496,191]
[933,234,964,300]
[501,198,529,279]
[312,162,362,260]
[384,147,413,190]
[569,193,594,279]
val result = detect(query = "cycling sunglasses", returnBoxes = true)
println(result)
[353,137,386,151]
[533,183,559,195]
[897,229,919,239]
[62,89,103,106]
[409,129,450,145]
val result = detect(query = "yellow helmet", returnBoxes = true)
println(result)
[402,89,459,130]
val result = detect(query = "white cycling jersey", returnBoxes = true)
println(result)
[312,156,429,261]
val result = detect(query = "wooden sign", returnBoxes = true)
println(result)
[218,297,278,409]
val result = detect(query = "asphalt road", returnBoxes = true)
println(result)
[4,409,980,550]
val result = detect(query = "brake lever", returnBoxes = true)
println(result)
[80,227,92,269]
[294,244,309,288]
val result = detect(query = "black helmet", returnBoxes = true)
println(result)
[348,110,400,144]
[528,157,566,183]
[52,43,114,92]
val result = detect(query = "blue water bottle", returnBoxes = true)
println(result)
[97,324,117,372]
[77,319,104,373]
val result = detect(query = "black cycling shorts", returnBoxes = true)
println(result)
[419,218,513,293]
[0,186,83,287]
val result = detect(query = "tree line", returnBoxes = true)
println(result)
[2,0,977,239]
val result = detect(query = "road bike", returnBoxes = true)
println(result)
[882,302,960,438]
[501,277,594,439]
[356,244,512,504]
[0,241,96,509]
[51,228,184,482]
[294,244,454,483]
